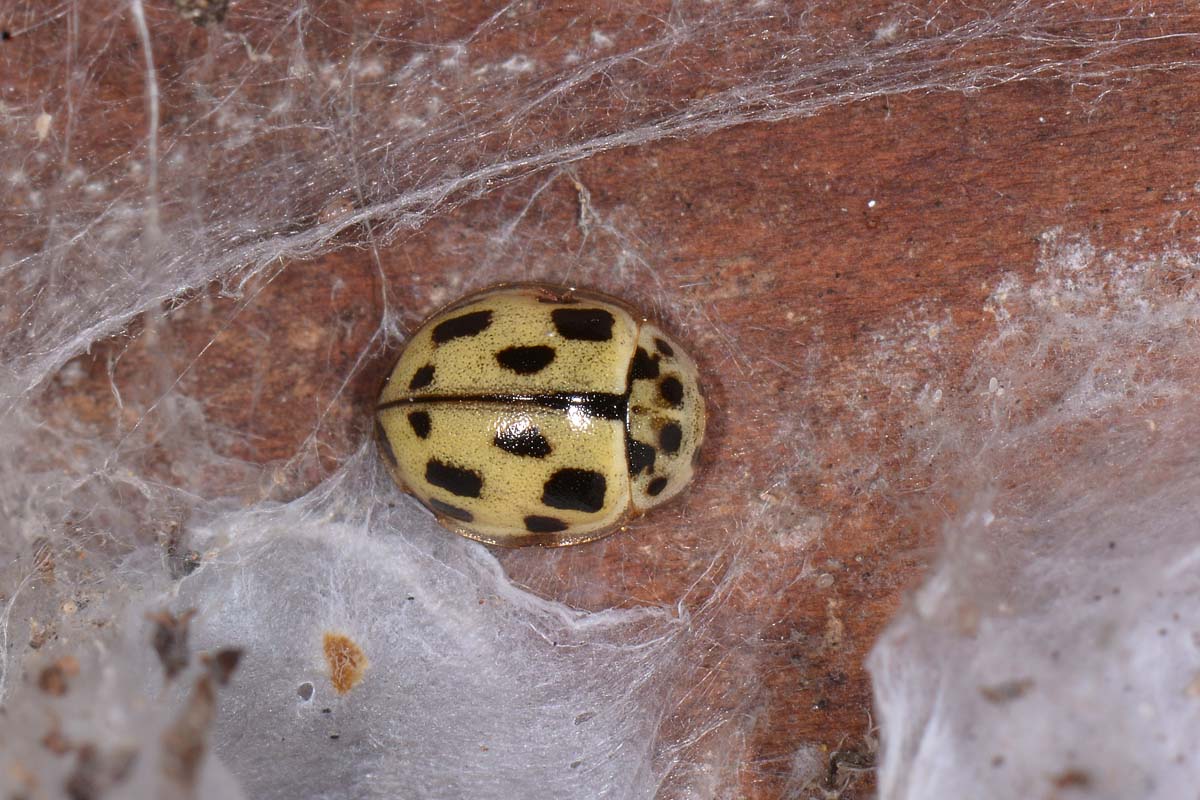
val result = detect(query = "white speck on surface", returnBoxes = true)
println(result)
[56,360,86,387]
[874,19,902,43]
[357,59,385,79]
[591,30,614,48]
[392,114,424,130]
[34,112,51,141]
[502,55,536,74]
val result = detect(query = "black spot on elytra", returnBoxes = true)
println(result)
[546,393,625,420]
[659,376,684,407]
[626,437,656,476]
[551,308,615,341]
[628,347,660,381]
[659,422,683,454]
[654,337,675,358]
[647,476,669,496]
[432,309,493,344]
[524,515,569,533]
[542,469,607,513]
[494,425,552,458]
[428,497,474,522]
[409,364,435,390]
[496,345,556,374]
[425,459,482,498]
[375,420,398,465]
[1,30,11,41]
[407,411,431,439]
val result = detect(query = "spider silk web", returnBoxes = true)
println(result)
[2,2,1200,798]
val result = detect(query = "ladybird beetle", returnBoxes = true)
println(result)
[375,283,706,547]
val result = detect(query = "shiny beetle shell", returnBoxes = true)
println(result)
[375,283,706,547]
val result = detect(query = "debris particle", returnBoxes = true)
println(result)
[43,727,72,755]
[33,537,55,580]
[38,655,80,696]
[162,675,217,796]
[317,195,355,225]
[201,648,243,686]
[149,608,197,681]
[163,522,202,579]
[173,0,229,25]
[323,631,369,695]
[28,618,54,649]
[35,112,52,141]
[162,652,240,797]
[1051,768,1093,790]
[823,599,845,649]
[65,744,137,800]
[979,677,1035,704]
[825,746,875,789]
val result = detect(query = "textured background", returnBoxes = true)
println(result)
[4,2,1200,798]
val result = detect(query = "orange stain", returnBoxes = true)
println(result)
[323,632,368,695]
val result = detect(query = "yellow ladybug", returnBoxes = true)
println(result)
[375,283,706,547]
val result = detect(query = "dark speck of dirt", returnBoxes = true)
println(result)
[1052,769,1093,790]
[149,609,197,681]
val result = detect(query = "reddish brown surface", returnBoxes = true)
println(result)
[20,2,1200,797]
